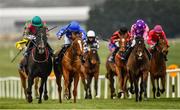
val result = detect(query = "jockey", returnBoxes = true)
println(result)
[122,19,151,61]
[55,21,86,62]
[15,16,53,66]
[108,26,131,62]
[83,30,99,53]
[147,25,169,61]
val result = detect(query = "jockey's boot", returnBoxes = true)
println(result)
[164,55,168,61]
[108,47,119,63]
[47,43,54,57]
[55,44,70,64]
[145,48,152,60]
[121,46,133,61]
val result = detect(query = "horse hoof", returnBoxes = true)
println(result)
[160,89,165,94]
[88,95,92,99]
[156,92,160,97]
[27,95,33,103]
[44,95,48,100]
[38,100,42,104]
[117,92,122,98]
[85,95,88,99]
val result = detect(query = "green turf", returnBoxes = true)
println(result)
[0,98,180,109]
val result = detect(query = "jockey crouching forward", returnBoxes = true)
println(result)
[108,26,131,63]
[83,30,100,62]
[147,25,169,61]
[55,21,86,63]
[15,16,54,68]
[121,19,151,61]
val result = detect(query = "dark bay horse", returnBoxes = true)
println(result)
[83,47,100,99]
[150,38,169,98]
[54,36,83,103]
[126,37,150,102]
[25,28,52,103]
[106,37,129,99]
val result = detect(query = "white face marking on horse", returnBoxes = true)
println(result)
[122,38,125,42]
[139,52,142,57]
[77,40,82,51]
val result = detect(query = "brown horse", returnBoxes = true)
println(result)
[54,36,83,103]
[150,38,169,98]
[83,47,100,99]
[106,37,129,99]
[126,37,150,102]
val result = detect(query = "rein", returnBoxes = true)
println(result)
[31,47,49,63]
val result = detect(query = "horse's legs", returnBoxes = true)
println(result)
[87,75,93,99]
[150,75,156,99]
[160,75,166,94]
[134,77,139,102]
[55,74,62,103]
[94,72,99,97]
[108,72,116,99]
[139,72,148,101]
[128,71,134,94]
[26,75,34,103]
[43,80,48,101]
[34,77,39,99]
[73,73,80,103]
[53,59,62,103]
[38,77,46,103]
[63,69,69,100]
[156,78,161,97]
[19,69,28,100]
[122,70,128,99]
[79,69,88,99]
[68,76,73,100]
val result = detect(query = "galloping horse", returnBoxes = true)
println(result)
[150,37,169,98]
[106,37,129,99]
[126,37,150,102]
[54,36,83,103]
[25,28,52,103]
[83,47,100,99]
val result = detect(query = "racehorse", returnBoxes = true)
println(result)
[25,28,52,103]
[126,37,150,102]
[106,37,129,99]
[53,36,83,103]
[149,37,169,98]
[83,47,100,99]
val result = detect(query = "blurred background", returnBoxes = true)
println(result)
[0,0,180,77]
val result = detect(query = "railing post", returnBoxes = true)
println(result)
[172,76,175,98]
[104,78,108,99]
[166,73,170,98]
[177,72,180,98]
[147,72,151,98]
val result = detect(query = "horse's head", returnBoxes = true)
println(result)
[119,37,128,52]
[35,28,47,54]
[87,48,99,64]
[134,37,146,60]
[156,38,169,57]
[71,36,83,56]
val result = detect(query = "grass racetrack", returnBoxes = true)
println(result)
[0,98,180,109]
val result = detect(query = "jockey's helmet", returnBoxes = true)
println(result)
[154,25,163,34]
[87,30,96,37]
[135,19,146,31]
[68,21,81,32]
[32,16,43,27]
[119,26,128,35]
